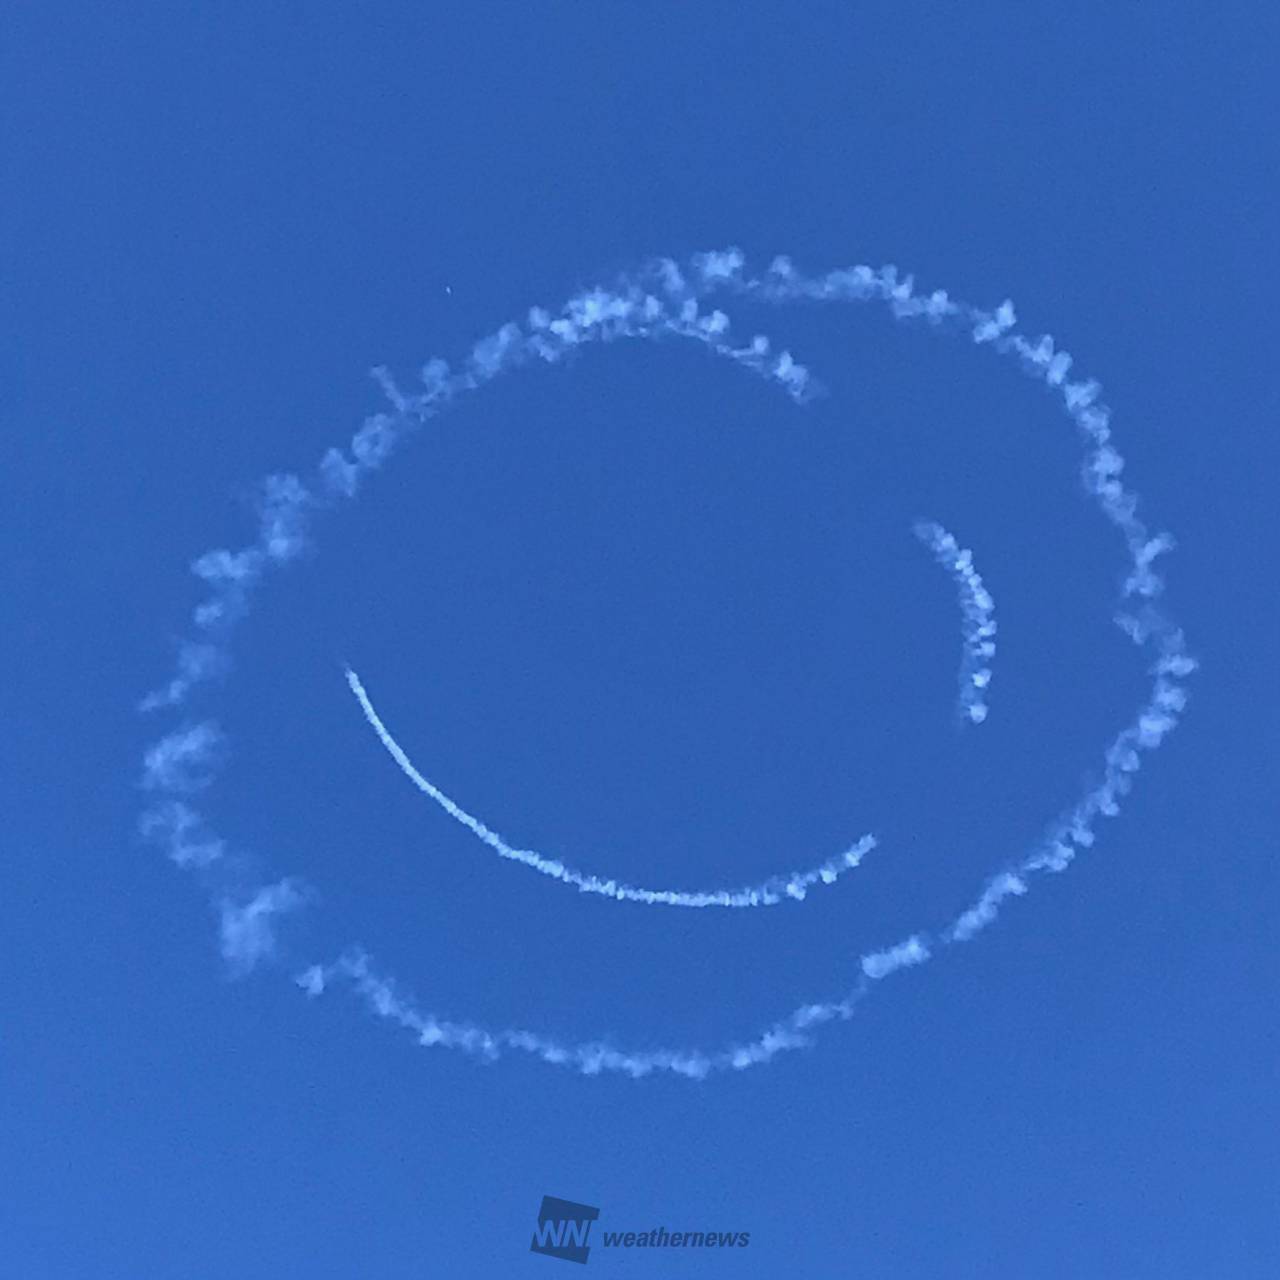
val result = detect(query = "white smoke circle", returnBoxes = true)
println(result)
[139,249,1195,1079]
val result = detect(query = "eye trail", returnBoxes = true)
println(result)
[914,521,997,725]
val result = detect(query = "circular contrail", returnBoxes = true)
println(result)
[139,249,1195,1078]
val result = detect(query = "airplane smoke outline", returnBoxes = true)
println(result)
[344,665,878,908]
[138,247,1195,1078]
[338,519,992,908]
[914,521,998,725]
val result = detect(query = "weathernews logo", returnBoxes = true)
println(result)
[530,1196,600,1264]
[529,1194,750,1264]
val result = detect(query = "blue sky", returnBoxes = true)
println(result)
[3,5,1278,1277]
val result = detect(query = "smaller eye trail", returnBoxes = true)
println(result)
[344,666,878,908]
[914,521,997,725]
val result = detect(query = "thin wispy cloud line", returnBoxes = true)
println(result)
[344,666,878,908]
[138,248,1194,1075]
[914,521,997,725]
[293,929,934,1081]
[297,949,886,1080]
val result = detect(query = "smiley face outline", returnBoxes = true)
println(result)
[139,249,1195,1079]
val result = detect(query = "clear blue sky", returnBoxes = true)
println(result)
[3,5,1277,1277]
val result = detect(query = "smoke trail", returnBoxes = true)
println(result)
[914,521,997,724]
[344,666,878,907]
[139,276,818,716]
[139,248,1195,1075]
[297,947,888,1080]
[292,927,935,1080]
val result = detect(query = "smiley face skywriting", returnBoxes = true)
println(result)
[139,249,1196,1079]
